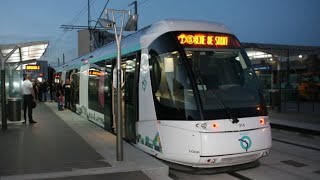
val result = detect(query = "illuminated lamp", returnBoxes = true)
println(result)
[260,118,265,125]
[212,122,219,129]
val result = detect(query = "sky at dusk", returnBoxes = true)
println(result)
[0,0,319,66]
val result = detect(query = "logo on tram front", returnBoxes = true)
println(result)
[239,136,252,151]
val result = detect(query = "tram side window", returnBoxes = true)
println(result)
[71,72,80,104]
[150,51,195,106]
[88,67,105,114]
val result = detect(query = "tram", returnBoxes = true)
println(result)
[55,19,272,168]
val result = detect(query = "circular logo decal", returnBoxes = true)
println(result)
[239,136,252,151]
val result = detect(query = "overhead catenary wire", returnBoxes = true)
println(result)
[111,0,151,27]
[48,0,97,57]
[48,0,150,62]
[93,0,110,30]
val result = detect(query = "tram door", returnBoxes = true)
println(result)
[123,54,139,143]
[104,62,114,132]
[70,70,79,112]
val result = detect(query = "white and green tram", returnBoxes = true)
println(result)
[55,19,272,168]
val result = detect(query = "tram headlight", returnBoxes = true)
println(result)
[196,122,219,130]
[195,123,208,129]
[212,122,219,129]
[201,123,207,129]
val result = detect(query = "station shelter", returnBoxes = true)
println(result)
[0,41,49,130]
[243,43,320,113]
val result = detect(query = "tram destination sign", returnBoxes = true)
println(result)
[177,32,240,49]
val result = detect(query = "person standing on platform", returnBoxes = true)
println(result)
[56,80,63,110]
[37,80,42,102]
[49,80,55,102]
[63,79,71,109]
[22,74,37,124]
[32,79,38,102]
[42,79,48,102]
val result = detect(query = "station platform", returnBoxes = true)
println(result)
[0,102,171,180]
[269,109,320,136]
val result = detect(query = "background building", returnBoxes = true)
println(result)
[78,29,115,57]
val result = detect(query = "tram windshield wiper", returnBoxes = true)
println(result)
[210,92,239,124]
[192,65,239,124]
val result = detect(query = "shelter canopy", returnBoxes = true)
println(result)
[242,43,320,57]
[0,41,49,63]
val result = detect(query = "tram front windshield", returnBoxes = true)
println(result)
[187,49,266,119]
[149,32,267,120]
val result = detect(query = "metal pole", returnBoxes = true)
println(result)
[88,0,93,52]
[286,50,291,89]
[134,1,137,31]
[129,1,138,31]
[1,69,7,130]
[112,11,125,161]
[0,52,5,130]
[277,58,281,112]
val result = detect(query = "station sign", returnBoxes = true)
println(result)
[26,65,40,70]
[253,64,272,71]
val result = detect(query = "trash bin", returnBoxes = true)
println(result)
[8,97,22,121]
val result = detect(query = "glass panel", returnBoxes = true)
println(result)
[104,63,113,131]
[5,64,23,98]
[104,64,113,114]
[187,49,266,119]
[124,56,137,141]
[88,66,105,114]
[149,33,200,120]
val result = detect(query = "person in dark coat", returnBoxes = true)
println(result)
[33,80,39,102]
[56,80,64,110]
[37,80,42,101]
[63,79,71,109]
[49,80,55,102]
[42,79,48,102]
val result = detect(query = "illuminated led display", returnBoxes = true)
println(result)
[215,36,228,46]
[177,34,229,46]
[89,70,101,76]
[175,32,242,49]
[26,65,40,70]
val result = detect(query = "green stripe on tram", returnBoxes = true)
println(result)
[90,44,141,64]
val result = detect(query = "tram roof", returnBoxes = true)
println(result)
[0,41,49,64]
